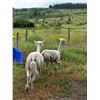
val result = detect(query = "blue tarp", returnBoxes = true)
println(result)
[13,48,24,63]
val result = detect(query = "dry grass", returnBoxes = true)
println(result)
[13,64,87,100]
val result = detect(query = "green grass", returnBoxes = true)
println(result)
[13,9,87,100]
[13,63,86,100]
[13,28,86,62]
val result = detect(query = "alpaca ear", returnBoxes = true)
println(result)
[59,38,62,40]
[34,41,37,44]
[63,38,66,42]
[34,41,37,43]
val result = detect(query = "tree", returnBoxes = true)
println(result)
[49,3,87,9]
[49,5,53,8]
[13,18,34,28]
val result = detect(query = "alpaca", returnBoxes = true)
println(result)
[25,41,44,91]
[41,38,66,70]
[25,61,39,90]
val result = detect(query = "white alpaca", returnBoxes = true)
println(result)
[25,41,44,91]
[30,61,39,85]
[41,38,66,70]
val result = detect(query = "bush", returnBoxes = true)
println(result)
[13,18,34,28]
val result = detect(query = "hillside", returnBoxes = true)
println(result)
[13,8,87,29]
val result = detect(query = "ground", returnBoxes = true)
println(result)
[13,64,87,100]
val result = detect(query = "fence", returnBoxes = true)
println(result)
[14,27,86,48]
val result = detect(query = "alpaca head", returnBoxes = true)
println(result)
[34,40,44,49]
[59,38,66,46]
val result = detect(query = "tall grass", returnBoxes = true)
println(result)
[13,28,86,62]
[61,48,86,64]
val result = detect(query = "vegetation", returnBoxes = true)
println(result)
[13,8,86,26]
[49,3,87,9]
[13,7,87,100]
[13,18,34,28]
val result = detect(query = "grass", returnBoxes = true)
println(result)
[13,9,87,100]
[13,27,87,99]
[13,62,86,100]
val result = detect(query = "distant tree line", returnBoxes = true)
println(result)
[13,18,34,28]
[13,8,44,19]
[49,3,87,9]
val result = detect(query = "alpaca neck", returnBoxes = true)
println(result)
[36,45,41,52]
[57,41,62,53]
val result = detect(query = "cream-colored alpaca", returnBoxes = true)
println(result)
[41,38,66,70]
[25,41,44,91]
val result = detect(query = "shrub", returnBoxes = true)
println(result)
[13,18,34,28]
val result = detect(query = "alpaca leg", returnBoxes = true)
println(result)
[25,70,30,91]
[29,62,37,89]
[57,60,60,64]
[32,73,36,82]
[30,72,34,89]
[30,72,37,90]
[45,62,48,73]
[54,63,57,71]
[55,63,60,71]
[51,62,53,67]
[34,64,39,79]
[50,62,53,72]
[38,67,40,73]
[58,61,60,68]
[32,70,39,82]
[36,70,39,79]
[25,62,30,90]
[55,60,60,71]
[57,61,60,70]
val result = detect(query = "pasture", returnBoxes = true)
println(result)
[13,8,87,100]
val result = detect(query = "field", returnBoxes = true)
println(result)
[13,8,87,100]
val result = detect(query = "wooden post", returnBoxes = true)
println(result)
[16,32,19,48]
[25,29,28,41]
[33,25,35,33]
[68,28,70,42]
[68,17,71,24]
[67,16,71,42]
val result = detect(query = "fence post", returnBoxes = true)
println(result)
[33,26,35,33]
[68,28,71,42]
[25,29,28,41]
[16,32,19,48]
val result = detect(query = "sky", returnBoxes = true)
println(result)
[13,0,86,8]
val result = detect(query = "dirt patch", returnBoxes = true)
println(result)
[53,71,86,82]
[13,70,87,100]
